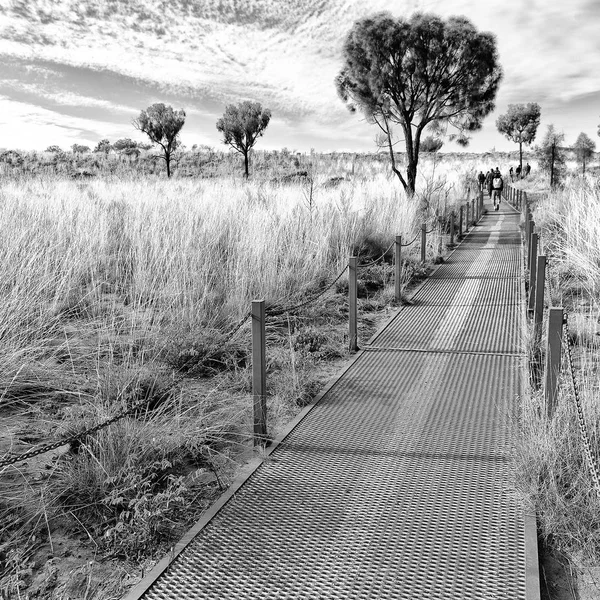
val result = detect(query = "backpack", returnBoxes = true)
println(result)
[492,176,502,189]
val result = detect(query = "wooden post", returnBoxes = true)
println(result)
[545,307,564,418]
[479,190,484,218]
[465,203,470,233]
[527,220,535,269]
[528,233,538,314]
[459,205,463,238]
[449,212,455,246]
[252,300,267,445]
[534,255,547,343]
[421,223,426,264]
[471,199,476,224]
[349,256,358,352]
[394,235,402,302]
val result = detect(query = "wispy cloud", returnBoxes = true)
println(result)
[0,0,599,151]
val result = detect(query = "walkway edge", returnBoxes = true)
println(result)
[510,195,542,600]
[124,201,541,599]
[123,217,482,599]
[123,343,368,600]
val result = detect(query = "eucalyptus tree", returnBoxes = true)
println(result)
[336,12,502,196]
[573,132,595,174]
[496,103,541,172]
[216,101,271,178]
[133,103,186,178]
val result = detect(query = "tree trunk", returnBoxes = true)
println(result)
[583,155,586,175]
[519,142,523,175]
[550,144,555,187]
[381,115,409,194]
[244,151,249,178]
[165,152,171,178]
[406,159,417,196]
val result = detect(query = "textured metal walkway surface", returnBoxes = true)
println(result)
[127,199,537,600]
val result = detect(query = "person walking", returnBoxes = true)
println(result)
[485,170,493,197]
[516,164,522,179]
[509,166,514,182]
[525,162,531,177]
[477,170,485,192]
[491,168,503,211]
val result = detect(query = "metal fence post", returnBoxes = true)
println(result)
[395,235,402,302]
[534,255,547,343]
[471,199,476,224]
[479,190,483,218]
[465,202,470,233]
[421,223,426,264]
[527,220,535,269]
[545,307,563,418]
[449,212,455,246]
[459,205,463,238]
[528,233,538,315]
[349,256,358,352]
[252,300,267,445]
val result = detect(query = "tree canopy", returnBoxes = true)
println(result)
[537,124,565,188]
[94,139,112,154]
[336,11,502,195]
[573,132,595,174]
[216,101,271,178]
[496,103,541,171]
[133,103,186,178]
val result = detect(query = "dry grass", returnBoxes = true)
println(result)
[517,175,600,581]
[0,154,489,596]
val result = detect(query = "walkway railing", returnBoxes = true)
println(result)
[0,190,489,467]
[503,183,600,501]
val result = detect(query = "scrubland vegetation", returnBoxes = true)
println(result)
[515,173,600,595]
[0,152,480,597]
[1,147,599,597]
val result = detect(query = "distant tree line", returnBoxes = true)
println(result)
[27,10,599,189]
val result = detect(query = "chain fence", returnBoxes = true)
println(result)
[356,241,395,269]
[0,216,445,470]
[266,265,348,318]
[520,185,600,502]
[563,315,600,501]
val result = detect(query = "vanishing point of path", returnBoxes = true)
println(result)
[126,198,539,600]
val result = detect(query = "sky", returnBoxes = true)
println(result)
[0,0,599,154]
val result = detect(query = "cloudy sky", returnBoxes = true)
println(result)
[0,0,599,153]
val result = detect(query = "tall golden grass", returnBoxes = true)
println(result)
[517,175,600,566]
[1,155,488,593]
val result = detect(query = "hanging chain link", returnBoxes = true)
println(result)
[266,266,348,317]
[0,393,158,469]
[563,314,600,501]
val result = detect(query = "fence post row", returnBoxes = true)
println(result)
[421,223,427,264]
[252,300,267,445]
[395,236,402,302]
[349,256,358,352]
[545,307,564,418]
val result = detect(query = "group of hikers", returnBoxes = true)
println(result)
[476,163,532,212]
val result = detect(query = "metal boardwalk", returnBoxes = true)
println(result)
[126,199,538,600]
